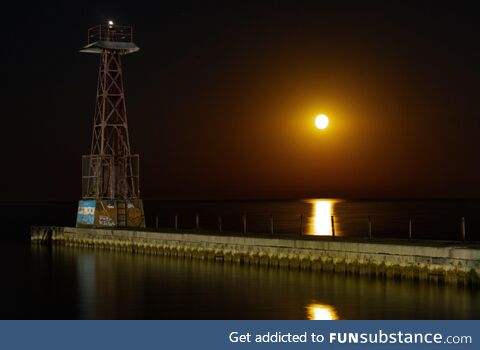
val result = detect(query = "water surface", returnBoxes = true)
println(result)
[1,199,479,320]
[10,245,477,319]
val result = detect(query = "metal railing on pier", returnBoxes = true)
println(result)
[148,212,477,243]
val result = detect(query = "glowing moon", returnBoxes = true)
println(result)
[315,114,329,130]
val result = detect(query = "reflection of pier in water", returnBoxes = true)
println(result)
[306,199,339,236]
[29,245,479,319]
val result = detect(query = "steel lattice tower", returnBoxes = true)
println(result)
[76,21,145,228]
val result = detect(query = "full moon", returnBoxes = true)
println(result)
[315,114,329,129]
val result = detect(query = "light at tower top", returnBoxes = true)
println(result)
[80,20,139,55]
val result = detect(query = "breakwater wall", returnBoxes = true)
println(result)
[31,226,480,286]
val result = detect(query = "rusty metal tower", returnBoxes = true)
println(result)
[76,21,145,228]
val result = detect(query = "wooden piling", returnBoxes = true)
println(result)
[408,218,412,240]
[270,215,274,234]
[461,217,466,242]
[218,215,222,232]
[155,215,158,230]
[368,216,372,240]
[242,214,247,234]
[331,215,335,238]
[300,215,303,235]
[174,214,178,231]
[195,213,199,230]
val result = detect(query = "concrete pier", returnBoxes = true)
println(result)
[31,226,480,287]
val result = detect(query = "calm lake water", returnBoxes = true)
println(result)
[1,199,479,319]
[144,199,480,240]
[1,244,478,319]
[4,199,480,241]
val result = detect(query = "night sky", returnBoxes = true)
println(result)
[3,1,480,200]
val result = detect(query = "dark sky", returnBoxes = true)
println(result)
[3,1,480,200]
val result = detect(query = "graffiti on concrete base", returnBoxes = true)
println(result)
[77,200,96,225]
[99,215,115,227]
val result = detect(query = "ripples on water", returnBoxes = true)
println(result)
[11,245,477,319]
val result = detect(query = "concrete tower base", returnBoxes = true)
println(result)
[76,199,145,228]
